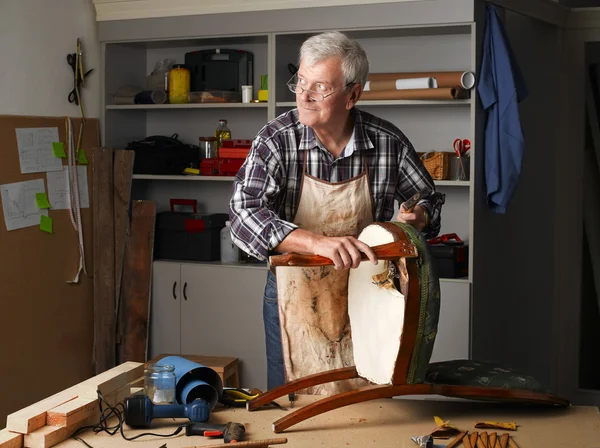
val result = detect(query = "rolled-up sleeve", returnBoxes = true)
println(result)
[229,136,298,261]
[395,140,445,239]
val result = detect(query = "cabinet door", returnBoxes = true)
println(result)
[430,280,471,363]
[180,264,269,391]
[149,261,182,358]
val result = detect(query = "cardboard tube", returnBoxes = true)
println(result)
[368,71,476,89]
[360,87,469,101]
[364,77,437,91]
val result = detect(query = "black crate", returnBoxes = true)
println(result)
[155,212,228,261]
[428,242,468,278]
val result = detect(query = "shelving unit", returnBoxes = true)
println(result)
[100,1,480,391]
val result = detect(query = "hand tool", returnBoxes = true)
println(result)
[288,392,295,408]
[124,395,210,428]
[269,239,418,268]
[220,388,285,411]
[184,437,288,448]
[186,421,245,443]
[400,187,431,213]
[452,138,470,180]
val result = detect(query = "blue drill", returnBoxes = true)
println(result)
[124,395,210,428]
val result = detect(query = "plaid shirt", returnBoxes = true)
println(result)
[229,107,445,261]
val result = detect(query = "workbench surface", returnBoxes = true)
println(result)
[56,395,599,448]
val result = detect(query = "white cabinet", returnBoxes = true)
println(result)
[149,260,269,391]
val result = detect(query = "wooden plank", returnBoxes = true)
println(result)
[114,149,135,364]
[93,147,116,374]
[119,200,157,363]
[45,399,96,428]
[23,414,98,448]
[6,362,140,434]
[0,429,23,448]
[77,362,143,399]
[5,390,79,435]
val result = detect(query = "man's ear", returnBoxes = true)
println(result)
[346,84,363,110]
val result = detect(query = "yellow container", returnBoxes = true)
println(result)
[168,64,190,104]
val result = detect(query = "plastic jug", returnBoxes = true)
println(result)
[220,221,240,263]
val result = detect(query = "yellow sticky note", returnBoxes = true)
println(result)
[77,149,88,165]
[35,192,51,209]
[40,215,53,233]
[52,141,67,158]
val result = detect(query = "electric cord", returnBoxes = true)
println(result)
[71,390,186,448]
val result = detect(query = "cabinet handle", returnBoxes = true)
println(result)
[183,282,188,301]
[172,281,177,299]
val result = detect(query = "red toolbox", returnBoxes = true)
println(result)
[219,139,251,159]
[200,158,220,175]
[219,158,244,176]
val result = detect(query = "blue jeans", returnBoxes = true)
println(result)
[263,270,285,390]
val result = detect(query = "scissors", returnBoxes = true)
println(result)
[67,50,93,105]
[453,138,471,157]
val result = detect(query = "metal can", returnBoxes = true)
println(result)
[168,64,190,104]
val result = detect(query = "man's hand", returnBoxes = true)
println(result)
[311,234,378,271]
[274,229,378,271]
[396,204,428,231]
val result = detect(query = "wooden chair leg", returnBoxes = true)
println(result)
[247,366,358,411]
[272,383,436,433]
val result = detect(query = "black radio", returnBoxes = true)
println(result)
[184,49,253,93]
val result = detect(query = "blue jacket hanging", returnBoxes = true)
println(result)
[477,3,529,213]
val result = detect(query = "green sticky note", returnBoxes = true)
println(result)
[77,149,88,165]
[35,192,51,209]
[52,141,66,158]
[40,215,53,233]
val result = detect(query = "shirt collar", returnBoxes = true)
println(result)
[297,108,375,153]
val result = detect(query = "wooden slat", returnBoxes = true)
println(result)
[93,148,116,374]
[0,429,23,448]
[5,390,78,435]
[77,362,143,399]
[45,399,96,428]
[119,200,157,363]
[6,362,141,434]
[113,150,135,363]
[23,414,98,448]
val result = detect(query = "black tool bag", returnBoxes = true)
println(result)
[127,134,199,175]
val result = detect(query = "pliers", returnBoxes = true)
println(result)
[220,388,286,411]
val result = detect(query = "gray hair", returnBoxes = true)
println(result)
[299,31,369,86]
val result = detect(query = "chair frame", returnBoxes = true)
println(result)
[248,224,569,433]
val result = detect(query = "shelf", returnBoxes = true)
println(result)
[106,103,268,110]
[435,180,470,187]
[276,99,471,108]
[133,175,468,186]
[440,278,470,284]
[132,174,235,181]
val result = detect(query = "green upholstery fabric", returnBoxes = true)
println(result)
[392,222,441,384]
[425,359,550,393]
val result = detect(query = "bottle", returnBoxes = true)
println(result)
[220,221,240,263]
[168,64,190,104]
[214,119,232,151]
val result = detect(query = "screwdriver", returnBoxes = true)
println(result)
[288,392,295,408]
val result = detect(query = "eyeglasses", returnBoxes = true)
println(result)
[286,75,355,102]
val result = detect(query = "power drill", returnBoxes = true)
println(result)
[124,395,210,428]
[186,421,246,443]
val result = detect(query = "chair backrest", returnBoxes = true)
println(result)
[347,222,441,386]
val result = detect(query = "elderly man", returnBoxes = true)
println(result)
[229,30,445,390]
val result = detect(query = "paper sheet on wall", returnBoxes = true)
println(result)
[0,179,48,231]
[15,127,64,174]
[46,166,90,210]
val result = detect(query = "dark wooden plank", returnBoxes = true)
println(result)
[93,147,115,374]
[120,200,156,363]
[113,149,135,363]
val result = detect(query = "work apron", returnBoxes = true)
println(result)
[276,153,374,395]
